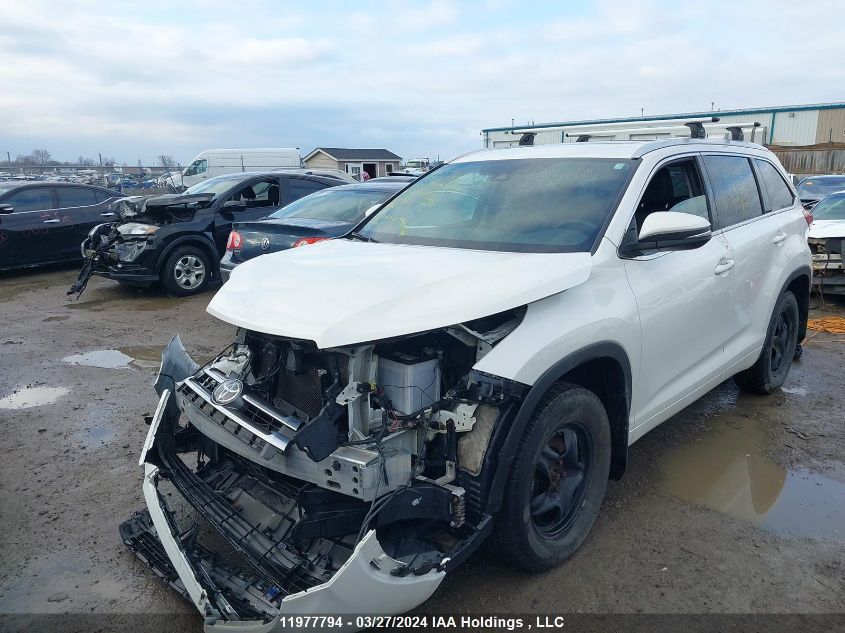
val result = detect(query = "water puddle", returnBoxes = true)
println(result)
[119,345,163,369]
[659,418,845,539]
[75,424,117,447]
[63,350,132,369]
[0,386,70,410]
[62,347,162,370]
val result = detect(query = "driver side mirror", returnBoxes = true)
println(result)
[222,200,247,211]
[628,211,712,254]
[0,204,13,214]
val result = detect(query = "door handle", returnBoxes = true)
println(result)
[42,219,60,224]
[714,258,735,275]
[100,212,115,217]
[773,232,787,245]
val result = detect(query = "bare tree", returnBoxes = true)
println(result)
[16,154,34,165]
[78,156,95,166]
[158,154,176,169]
[31,149,51,165]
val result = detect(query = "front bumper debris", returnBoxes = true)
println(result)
[126,389,446,631]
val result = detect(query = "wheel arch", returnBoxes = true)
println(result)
[783,266,811,344]
[485,341,632,516]
[155,234,220,277]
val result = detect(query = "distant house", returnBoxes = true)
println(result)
[303,148,402,180]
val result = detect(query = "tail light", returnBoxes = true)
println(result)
[293,237,329,248]
[226,230,242,251]
[802,207,813,225]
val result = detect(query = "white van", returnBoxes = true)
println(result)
[180,148,301,187]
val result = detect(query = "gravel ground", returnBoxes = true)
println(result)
[0,266,843,631]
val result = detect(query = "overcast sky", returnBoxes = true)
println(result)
[1,0,843,166]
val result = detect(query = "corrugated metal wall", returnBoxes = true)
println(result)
[770,110,818,145]
[816,109,845,143]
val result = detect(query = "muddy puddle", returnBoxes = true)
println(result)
[0,386,70,410]
[62,346,162,370]
[659,417,845,539]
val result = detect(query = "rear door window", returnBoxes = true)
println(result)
[754,159,795,212]
[702,155,763,229]
[4,187,55,212]
[57,187,98,208]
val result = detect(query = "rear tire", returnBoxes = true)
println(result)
[734,291,800,394]
[161,246,210,296]
[492,383,611,571]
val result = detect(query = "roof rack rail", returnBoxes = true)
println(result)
[725,122,761,141]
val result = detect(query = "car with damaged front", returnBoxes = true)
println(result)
[126,139,812,629]
[807,189,845,294]
[68,171,340,297]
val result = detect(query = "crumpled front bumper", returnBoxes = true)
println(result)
[134,389,445,632]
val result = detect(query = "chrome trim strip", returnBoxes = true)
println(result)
[182,376,291,452]
[242,393,302,432]
[202,366,302,432]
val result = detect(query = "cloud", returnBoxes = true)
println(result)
[0,0,842,165]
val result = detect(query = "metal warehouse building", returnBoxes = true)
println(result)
[482,102,845,149]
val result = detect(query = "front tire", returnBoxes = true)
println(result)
[161,246,210,296]
[493,383,611,571]
[734,291,800,394]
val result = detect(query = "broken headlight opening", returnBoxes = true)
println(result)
[123,313,528,626]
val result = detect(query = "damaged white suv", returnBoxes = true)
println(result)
[126,138,811,628]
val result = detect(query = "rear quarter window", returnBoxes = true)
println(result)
[754,159,795,211]
[702,155,763,229]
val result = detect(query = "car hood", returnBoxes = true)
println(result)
[207,239,592,349]
[808,219,845,239]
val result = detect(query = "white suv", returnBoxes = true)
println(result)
[127,138,811,628]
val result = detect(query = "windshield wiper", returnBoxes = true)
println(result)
[348,231,378,243]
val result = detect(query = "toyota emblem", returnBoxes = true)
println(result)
[212,378,243,405]
[260,237,270,251]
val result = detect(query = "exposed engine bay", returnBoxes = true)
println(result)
[124,310,528,626]
[809,236,845,295]
[67,193,215,297]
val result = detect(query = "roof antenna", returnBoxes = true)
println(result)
[685,116,720,139]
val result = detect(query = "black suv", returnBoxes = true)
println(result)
[70,171,340,296]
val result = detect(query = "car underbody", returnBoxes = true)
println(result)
[124,311,529,628]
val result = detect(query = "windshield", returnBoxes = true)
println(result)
[185,175,252,197]
[270,187,394,223]
[812,193,845,221]
[357,158,636,252]
[797,177,845,197]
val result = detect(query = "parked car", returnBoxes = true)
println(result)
[181,148,301,188]
[807,189,845,294]
[68,171,340,296]
[220,180,406,281]
[795,174,845,207]
[127,138,811,626]
[0,182,122,270]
